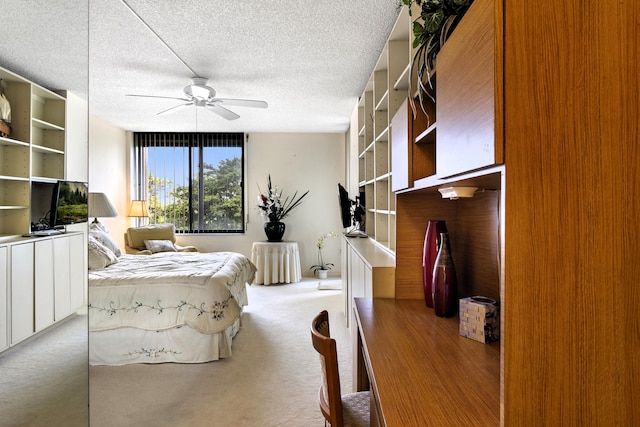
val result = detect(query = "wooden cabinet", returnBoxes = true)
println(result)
[390,0,502,190]
[0,65,67,236]
[501,0,639,424]
[349,0,640,424]
[435,0,499,178]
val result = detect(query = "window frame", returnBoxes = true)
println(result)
[133,132,246,234]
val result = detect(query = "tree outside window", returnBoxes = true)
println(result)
[134,132,245,233]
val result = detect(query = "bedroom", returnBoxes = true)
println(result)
[0,0,400,425]
[3,0,640,425]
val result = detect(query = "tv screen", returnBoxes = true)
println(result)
[30,181,58,229]
[52,181,88,226]
[338,184,352,228]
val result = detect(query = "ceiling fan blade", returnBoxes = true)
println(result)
[205,104,240,120]
[126,94,190,102]
[156,102,193,116]
[213,98,268,109]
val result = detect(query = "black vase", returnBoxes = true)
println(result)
[264,221,285,242]
[432,232,457,318]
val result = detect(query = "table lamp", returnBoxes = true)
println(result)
[128,200,149,226]
[88,192,118,224]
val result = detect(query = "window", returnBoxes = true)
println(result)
[133,132,245,233]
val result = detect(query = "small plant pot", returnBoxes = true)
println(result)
[317,269,328,279]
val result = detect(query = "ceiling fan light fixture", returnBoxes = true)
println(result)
[128,76,267,120]
[188,83,213,100]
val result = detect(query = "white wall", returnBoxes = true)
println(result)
[65,91,88,182]
[87,115,130,250]
[88,119,347,277]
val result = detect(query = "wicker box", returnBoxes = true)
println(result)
[459,296,499,343]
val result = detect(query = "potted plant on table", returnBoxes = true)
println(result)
[257,174,309,242]
[310,232,339,279]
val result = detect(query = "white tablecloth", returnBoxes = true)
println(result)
[250,241,301,285]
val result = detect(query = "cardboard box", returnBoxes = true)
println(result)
[459,296,499,343]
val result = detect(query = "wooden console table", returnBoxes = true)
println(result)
[353,298,500,426]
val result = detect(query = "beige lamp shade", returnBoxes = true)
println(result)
[88,192,118,223]
[128,200,149,217]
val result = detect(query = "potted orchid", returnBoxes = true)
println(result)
[310,232,339,279]
[257,174,309,241]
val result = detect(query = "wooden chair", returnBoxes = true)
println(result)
[310,310,370,427]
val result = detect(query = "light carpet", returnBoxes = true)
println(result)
[0,314,89,427]
[89,278,352,427]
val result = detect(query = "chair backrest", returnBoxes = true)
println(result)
[310,310,344,427]
[124,224,176,253]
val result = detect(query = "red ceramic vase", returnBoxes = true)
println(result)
[432,232,457,318]
[422,220,448,308]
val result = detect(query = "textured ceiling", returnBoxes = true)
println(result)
[0,0,401,133]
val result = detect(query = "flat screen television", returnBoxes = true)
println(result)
[30,181,58,229]
[338,183,352,228]
[51,181,89,227]
[338,183,367,237]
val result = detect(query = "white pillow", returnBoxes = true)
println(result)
[144,239,177,253]
[88,235,119,270]
[89,224,122,257]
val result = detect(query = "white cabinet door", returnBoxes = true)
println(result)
[34,239,55,331]
[11,242,34,344]
[68,233,85,311]
[350,249,365,300]
[0,246,8,351]
[363,264,373,298]
[53,236,71,320]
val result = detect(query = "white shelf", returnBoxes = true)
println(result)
[353,8,414,252]
[394,63,411,91]
[0,175,29,182]
[0,137,29,147]
[32,118,64,132]
[32,145,64,155]
[0,205,28,210]
[0,64,67,235]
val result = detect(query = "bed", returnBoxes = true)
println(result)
[88,250,256,366]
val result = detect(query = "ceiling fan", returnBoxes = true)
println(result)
[125,77,268,120]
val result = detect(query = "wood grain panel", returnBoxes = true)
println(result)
[436,0,496,178]
[395,191,453,299]
[355,298,500,426]
[503,0,640,424]
[395,188,501,301]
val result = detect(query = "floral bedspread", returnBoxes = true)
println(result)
[88,252,256,334]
